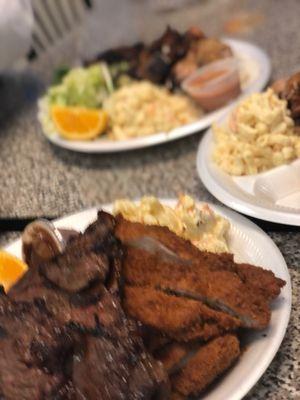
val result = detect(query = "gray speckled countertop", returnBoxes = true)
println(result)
[0,0,300,398]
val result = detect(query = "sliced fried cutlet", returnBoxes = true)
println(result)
[171,334,240,397]
[116,216,285,302]
[155,342,200,374]
[123,247,271,329]
[155,343,189,374]
[115,214,200,261]
[236,263,286,301]
[116,215,235,270]
[124,286,241,341]
[191,260,286,303]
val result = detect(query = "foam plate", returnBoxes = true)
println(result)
[40,38,271,153]
[4,200,291,400]
[197,126,300,225]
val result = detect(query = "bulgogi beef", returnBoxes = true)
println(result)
[0,292,76,399]
[1,211,169,400]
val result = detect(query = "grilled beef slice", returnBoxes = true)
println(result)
[0,293,75,400]
[72,288,169,400]
[4,211,169,400]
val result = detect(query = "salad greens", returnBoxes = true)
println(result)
[47,62,129,109]
[52,66,70,85]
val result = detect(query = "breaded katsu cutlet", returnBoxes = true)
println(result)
[116,216,285,327]
[155,335,240,398]
[124,286,241,341]
[121,245,274,329]
[170,335,240,397]
[114,214,285,399]
[115,215,285,299]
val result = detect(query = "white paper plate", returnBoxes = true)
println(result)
[42,38,271,153]
[197,126,300,226]
[4,199,291,400]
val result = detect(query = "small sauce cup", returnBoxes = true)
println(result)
[181,58,241,111]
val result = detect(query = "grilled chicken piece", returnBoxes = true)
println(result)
[92,26,205,87]
[172,37,233,82]
[124,286,241,341]
[171,335,240,397]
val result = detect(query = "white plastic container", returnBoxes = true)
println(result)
[182,58,241,111]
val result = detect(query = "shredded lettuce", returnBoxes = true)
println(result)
[45,61,131,109]
[47,64,108,108]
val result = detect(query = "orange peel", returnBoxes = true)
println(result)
[0,251,28,292]
[51,105,108,140]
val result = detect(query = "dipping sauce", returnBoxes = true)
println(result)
[188,69,227,88]
[182,58,241,111]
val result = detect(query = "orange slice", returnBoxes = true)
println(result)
[51,106,108,140]
[0,251,28,292]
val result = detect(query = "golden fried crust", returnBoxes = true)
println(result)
[236,263,286,301]
[116,215,234,269]
[116,216,284,302]
[172,335,240,397]
[155,343,189,373]
[122,247,271,329]
[115,215,200,261]
[124,286,241,341]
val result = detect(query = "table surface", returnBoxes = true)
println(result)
[0,0,299,398]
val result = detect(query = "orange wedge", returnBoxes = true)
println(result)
[0,251,28,292]
[51,106,108,140]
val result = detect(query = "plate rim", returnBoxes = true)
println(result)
[197,129,300,226]
[3,199,291,400]
[40,38,271,153]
